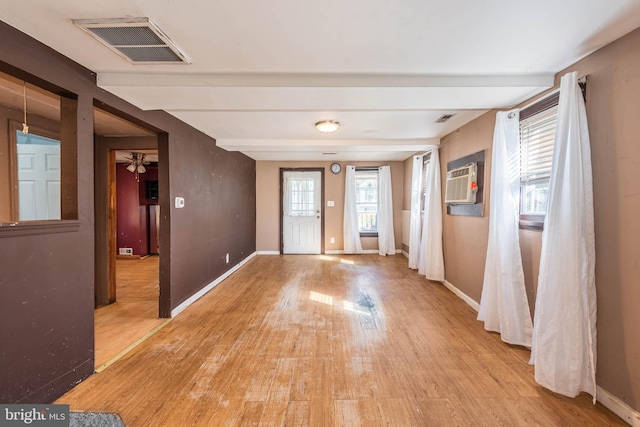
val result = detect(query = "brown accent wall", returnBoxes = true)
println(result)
[256,161,403,253]
[427,26,640,412]
[0,21,256,403]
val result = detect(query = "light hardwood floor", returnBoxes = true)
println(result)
[61,254,625,426]
[94,256,166,369]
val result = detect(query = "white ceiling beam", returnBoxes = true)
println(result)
[98,72,554,88]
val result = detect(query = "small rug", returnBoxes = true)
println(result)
[69,412,126,427]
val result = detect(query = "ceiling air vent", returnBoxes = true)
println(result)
[73,17,191,64]
[435,114,456,123]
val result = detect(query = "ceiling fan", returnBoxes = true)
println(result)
[125,152,149,181]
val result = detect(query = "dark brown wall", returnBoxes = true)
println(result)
[0,21,256,403]
[436,26,640,412]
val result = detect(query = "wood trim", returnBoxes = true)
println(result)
[279,167,325,254]
[60,96,78,220]
[519,214,544,231]
[107,149,117,304]
[0,220,80,237]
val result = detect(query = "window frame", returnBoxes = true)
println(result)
[354,167,380,237]
[0,75,79,236]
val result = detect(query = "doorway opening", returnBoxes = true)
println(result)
[93,107,169,370]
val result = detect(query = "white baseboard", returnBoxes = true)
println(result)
[442,279,639,425]
[256,250,280,255]
[443,279,480,312]
[326,249,402,255]
[597,386,640,426]
[401,250,409,258]
[171,252,257,317]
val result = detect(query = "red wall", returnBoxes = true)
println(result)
[116,164,159,257]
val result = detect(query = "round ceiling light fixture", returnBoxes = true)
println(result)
[315,120,340,133]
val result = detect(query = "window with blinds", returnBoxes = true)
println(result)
[519,93,559,228]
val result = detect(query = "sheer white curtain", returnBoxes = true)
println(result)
[408,156,423,269]
[418,147,445,281]
[343,165,362,254]
[531,71,597,401]
[377,166,396,256]
[478,109,533,347]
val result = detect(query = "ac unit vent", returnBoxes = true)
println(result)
[73,17,191,64]
[445,163,477,204]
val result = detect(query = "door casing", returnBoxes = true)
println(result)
[279,167,325,254]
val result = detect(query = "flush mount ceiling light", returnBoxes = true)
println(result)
[315,120,340,133]
[72,17,191,64]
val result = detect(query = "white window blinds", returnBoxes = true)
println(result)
[520,105,558,185]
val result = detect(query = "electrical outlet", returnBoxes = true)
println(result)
[330,237,335,244]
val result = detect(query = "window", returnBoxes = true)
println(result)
[519,92,559,229]
[0,71,79,235]
[355,169,379,233]
[287,177,316,216]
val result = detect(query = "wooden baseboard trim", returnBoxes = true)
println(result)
[95,319,172,373]
[116,255,141,260]
[170,252,257,318]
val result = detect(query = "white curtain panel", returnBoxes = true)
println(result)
[408,156,424,268]
[377,166,396,256]
[478,109,533,347]
[531,71,597,402]
[418,147,445,281]
[343,165,363,254]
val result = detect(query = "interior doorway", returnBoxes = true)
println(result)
[93,107,169,370]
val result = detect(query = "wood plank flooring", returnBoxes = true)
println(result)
[60,254,625,426]
[94,256,166,368]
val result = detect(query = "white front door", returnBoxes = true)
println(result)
[283,171,322,254]
[17,138,61,220]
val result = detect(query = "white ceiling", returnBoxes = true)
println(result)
[2,0,640,161]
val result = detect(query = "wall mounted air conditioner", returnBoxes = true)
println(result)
[445,163,478,204]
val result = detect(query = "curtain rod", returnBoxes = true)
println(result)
[515,74,587,112]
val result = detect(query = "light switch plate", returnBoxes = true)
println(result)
[327,200,335,207]
[175,197,185,208]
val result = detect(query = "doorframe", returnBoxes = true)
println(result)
[94,114,171,318]
[279,167,325,254]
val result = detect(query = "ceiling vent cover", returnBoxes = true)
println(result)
[73,18,191,64]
